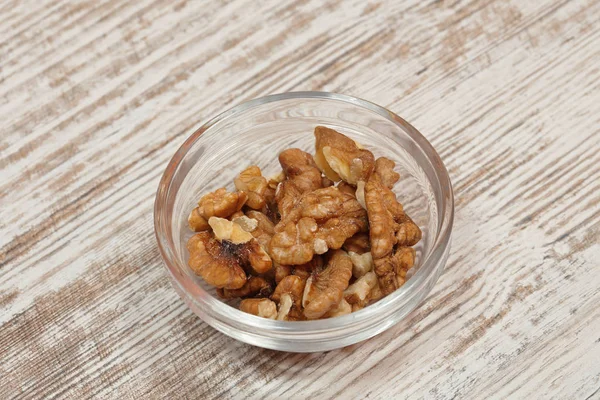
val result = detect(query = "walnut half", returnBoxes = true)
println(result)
[302,250,353,320]
[314,126,375,185]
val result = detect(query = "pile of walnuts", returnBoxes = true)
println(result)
[186,126,421,320]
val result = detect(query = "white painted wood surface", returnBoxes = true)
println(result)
[1,0,599,398]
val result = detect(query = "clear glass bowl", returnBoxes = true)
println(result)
[154,92,453,352]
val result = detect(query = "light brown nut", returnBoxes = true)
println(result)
[270,187,367,265]
[374,157,400,189]
[245,239,273,274]
[234,166,268,210]
[348,251,374,278]
[271,275,306,307]
[323,298,352,318]
[240,298,277,319]
[365,173,397,259]
[344,271,377,304]
[279,148,323,193]
[337,181,356,197]
[314,126,375,184]
[269,216,318,265]
[275,180,302,220]
[395,215,422,247]
[217,276,273,299]
[302,250,353,320]
[188,207,209,232]
[374,247,415,295]
[197,187,248,221]
[186,232,247,289]
[343,232,371,254]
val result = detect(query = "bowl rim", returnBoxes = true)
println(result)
[154,91,454,335]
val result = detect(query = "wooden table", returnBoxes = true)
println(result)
[1,0,599,398]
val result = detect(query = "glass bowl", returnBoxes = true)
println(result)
[154,92,453,352]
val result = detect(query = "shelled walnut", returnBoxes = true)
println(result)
[185,126,422,320]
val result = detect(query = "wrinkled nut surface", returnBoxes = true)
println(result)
[314,126,375,184]
[275,180,302,220]
[272,275,306,321]
[240,298,277,319]
[234,166,268,210]
[200,188,247,218]
[374,246,415,295]
[302,250,353,320]
[279,148,323,193]
[271,275,305,307]
[365,174,397,259]
[187,232,247,289]
[348,251,374,278]
[217,276,272,299]
[375,157,400,189]
[270,187,367,265]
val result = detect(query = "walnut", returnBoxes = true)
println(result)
[186,232,247,289]
[365,174,397,259]
[239,298,277,319]
[344,271,377,304]
[314,126,375,184]
[275,180,302,220]
[188,188,248,232]
[302,250,353,320]
[348,251,373,278]
[337,181,356,197]
[395,215,422,246]
[271,275,306,321]
[279,148,323,193]
[374,246,415,295]
[217,276,272,299]
[323,298,352,318]
[188,207,210,231]
[190,220,272,281]
[343,232,371,254]
[374,157,400,189]
[234,166,268,210]
[270,187,367,265]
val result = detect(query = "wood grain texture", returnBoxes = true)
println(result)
[1,0,599,398]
